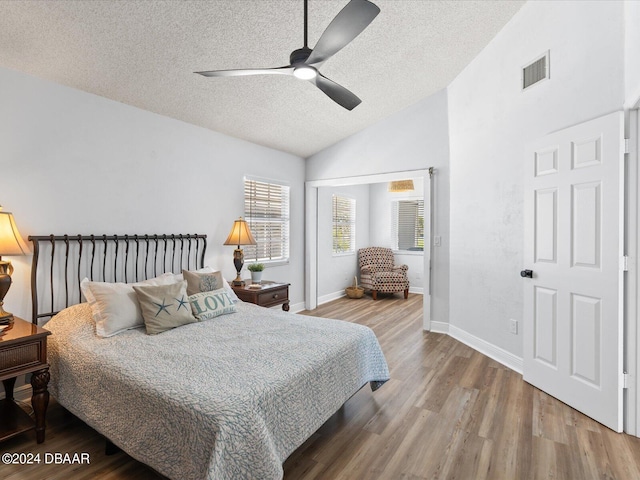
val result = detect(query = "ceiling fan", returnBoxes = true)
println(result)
[195,0,380,111]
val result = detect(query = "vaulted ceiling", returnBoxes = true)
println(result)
[0,0,524,158]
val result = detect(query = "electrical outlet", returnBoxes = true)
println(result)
[509,319,518,335]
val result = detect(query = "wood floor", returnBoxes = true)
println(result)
[5,293,640,479]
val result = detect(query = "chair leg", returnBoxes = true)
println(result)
[404,288,409,299]
[372,290,377,300]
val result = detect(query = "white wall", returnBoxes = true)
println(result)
[0,66,306,321]
[316,185,370,301]
[447,0,626,358]
[625,0,640,107]
[369,181,424,290]
[306,89,450,323]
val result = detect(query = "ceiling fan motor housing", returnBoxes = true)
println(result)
[290,47,313,65]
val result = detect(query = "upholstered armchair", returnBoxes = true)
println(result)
[358,247,409,300]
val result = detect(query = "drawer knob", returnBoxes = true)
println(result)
[273,294,279,299]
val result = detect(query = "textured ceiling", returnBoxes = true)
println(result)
[0,0,524,158]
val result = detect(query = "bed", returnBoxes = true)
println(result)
[30,234,389,480]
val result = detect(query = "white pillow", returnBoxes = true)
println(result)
[161,266,240,303]
[189,288,237,321]
[81,274,178,337]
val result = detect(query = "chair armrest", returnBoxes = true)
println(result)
[393,264,409,273]
[361,264,376,274]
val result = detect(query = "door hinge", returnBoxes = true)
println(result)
[621,255,629,271]
[624,138,630,154]
[623,372,629,389]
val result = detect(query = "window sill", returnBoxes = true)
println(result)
[248,260,289,268]
[332,252,356,258]
[392,250,424,256]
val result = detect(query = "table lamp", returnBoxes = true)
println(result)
[223,217,256,286]
[0,208,29,324]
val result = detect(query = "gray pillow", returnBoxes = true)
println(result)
[182,269,225,296]
[133,280,198,335]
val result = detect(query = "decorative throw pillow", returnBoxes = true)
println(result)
[182,269,225,296]
[132,281,198,335]
[161,267,240,302]
[189,288,237,321]
[81,275,180,337]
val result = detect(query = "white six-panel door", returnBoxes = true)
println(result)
[523,111,624,432]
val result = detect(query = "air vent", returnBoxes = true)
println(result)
[522,51,550,90]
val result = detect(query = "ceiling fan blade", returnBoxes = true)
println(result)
[306,0,380,66]
[312,73,361,110]
[195,66,294,77]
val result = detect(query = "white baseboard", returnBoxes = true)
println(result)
[448,324,523,374]
[318,290,346,306]
[430,321,449,334]
[289,301,306,313]
[319,288,422,305]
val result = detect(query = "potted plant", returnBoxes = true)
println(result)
[247,263,265,284]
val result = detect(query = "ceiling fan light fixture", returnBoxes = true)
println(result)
[293,65,317,80]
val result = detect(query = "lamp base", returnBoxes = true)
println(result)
[0,271,13,324]
[232,248,245,286]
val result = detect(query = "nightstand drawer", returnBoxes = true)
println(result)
[257,287,288,306]
[0,342,43,373]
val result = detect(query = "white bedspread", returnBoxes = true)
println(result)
[45,302,389,480]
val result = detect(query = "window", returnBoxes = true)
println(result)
[392,199,424,251]
[244,178,290,263]
[332,195,356,254]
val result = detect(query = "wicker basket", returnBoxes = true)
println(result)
[345,276,364,299]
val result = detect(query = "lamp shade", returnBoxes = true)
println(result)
[223,217,256,247]
[388,180,415,193]
[0,210,29,256]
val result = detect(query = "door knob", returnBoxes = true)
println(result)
[520,269,533,278]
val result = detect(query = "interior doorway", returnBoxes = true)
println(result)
[305,168,433,330]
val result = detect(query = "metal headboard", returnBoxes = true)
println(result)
[28,234,207,324]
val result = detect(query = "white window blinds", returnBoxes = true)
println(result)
[332,195,356,254]
[244,178,290,263]
[392,200,424,251]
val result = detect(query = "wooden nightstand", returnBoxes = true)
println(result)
[231,281,290,311]
[0,317,51,444]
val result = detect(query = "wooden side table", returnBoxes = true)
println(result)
[0,317,51,444]
[231,281,290,311]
